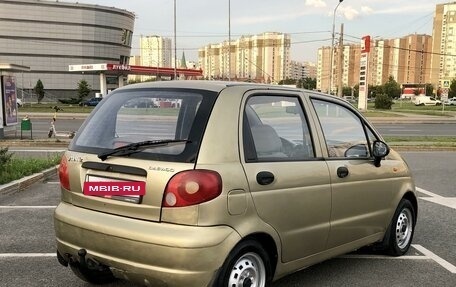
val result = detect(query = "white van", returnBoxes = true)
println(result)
[414,95,441,106]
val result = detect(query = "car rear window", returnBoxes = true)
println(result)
[70,88,218,163]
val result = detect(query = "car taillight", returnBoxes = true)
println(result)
[162,170,222,207]
[59,155,70,190]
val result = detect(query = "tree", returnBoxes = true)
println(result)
[299,77,316,90]
[342,86,352,98]
[383,76,401,99]
[425,84,434,97]
[448,79,456,99]
[77,79,91,102]
[34,79,45,103]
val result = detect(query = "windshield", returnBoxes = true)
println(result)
[70,88,218,163]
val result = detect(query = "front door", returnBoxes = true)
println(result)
[310,99,394,248]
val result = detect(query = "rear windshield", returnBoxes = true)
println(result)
[70,88,218,163]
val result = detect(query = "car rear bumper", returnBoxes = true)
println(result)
[54,202,241,287]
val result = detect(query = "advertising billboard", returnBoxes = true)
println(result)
[2,76,18,126]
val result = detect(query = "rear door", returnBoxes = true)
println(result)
[240,91,331,262]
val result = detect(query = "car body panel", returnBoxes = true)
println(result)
[54,81,417,287]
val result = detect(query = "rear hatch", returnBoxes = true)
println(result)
[61,87,218,221]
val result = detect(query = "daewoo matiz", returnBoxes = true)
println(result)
[54,81,417,287]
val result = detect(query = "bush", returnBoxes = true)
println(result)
[0,147,13,171]
[374,94,393,110]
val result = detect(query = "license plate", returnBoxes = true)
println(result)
[84,175,145,204]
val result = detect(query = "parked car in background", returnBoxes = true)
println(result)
[79,97,102,107]
[16,98,23,108]
[414,95,441,106]
[55,81,417,287]
[444,97,456,105]
[342,95,357,103]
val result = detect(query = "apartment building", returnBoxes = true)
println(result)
[140,35,172,72]
[430,2,456,90]
[288,61,317,80]
[317,34,432,94]
[198,32,291,83]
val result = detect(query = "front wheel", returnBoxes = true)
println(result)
[213,240,272,287]
[385,199,416,256]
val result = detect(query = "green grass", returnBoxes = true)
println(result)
[19,103,94,114]
[0,155,61,185]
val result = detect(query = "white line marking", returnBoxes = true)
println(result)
[339,255,429,260]
[413,244,456,274]
[416,187,443,198]
[0,206,57,209]
[46,182,60,185]
[420,197,456,210]
[0,253,55,258]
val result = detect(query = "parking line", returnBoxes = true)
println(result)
[416,187,443,198]
[0,206,56,209]
[339,254,429,260]
[413,245,456,274]
[0,253,55,258]
[416,187,456,210]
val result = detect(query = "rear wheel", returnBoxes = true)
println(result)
[213,240,272,287]
[384,199,416,256]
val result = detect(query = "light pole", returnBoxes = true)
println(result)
[154,35,160,81]
[173,0,177,79]
[329,0,344,95]
[228,0,231,81]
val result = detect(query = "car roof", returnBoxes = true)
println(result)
[113,80,339,101]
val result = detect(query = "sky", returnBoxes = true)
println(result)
[61,0,445,63]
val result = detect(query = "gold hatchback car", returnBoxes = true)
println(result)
[54,81,417,287]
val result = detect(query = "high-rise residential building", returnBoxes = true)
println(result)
[199,32,291,83]
[288,61,317,80]
[317,34,432,94]
[430,2,456,90]
[140,35,172,68]
[128,55,141,83]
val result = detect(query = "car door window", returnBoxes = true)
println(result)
[243,95,314,162]
[311,99,370,158]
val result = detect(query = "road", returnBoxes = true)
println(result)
[0,151,455,286]
[14,117,456,139]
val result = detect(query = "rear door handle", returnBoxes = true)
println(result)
[256,171,275,185]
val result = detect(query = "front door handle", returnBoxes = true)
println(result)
[337,166,349,178]
[256,171,275,185]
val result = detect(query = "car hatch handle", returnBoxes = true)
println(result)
[337,166,349,178]
[256,171,275,185]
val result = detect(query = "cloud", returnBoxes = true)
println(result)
[340,6,360,20]
[305,0,326,8]
[361,6,374,15]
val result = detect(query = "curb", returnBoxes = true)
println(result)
[0,165,58,195]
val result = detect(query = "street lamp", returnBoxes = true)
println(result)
[173,0,177,79]
[154,35,160,81]
[329,0,344,95]
[228,0,231,81]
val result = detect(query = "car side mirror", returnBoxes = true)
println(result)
[372,140,390,167]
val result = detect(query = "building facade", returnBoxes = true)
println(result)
[139,36,172,68]
[288,61,317,80]
[0,0,135,100]
[199,32,291,83]
[317,34,432,94]
[430,2,456,91]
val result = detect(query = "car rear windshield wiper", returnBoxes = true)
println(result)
[98,139,190,161]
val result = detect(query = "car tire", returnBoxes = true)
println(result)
[213,240,272,287]
[384,199,416,256]
[69,262,116,284]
